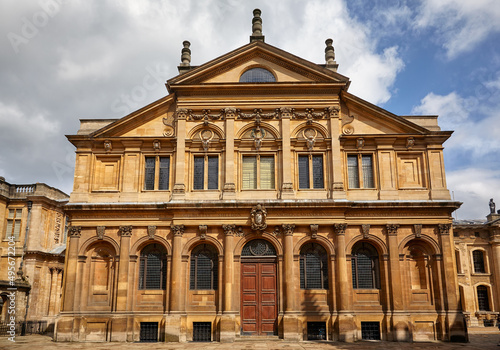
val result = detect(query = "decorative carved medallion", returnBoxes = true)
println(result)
[252,126,264,151]
[199,225,207,240]
[406,137,415,150]
[119,225,133,237]
[104,140,112,152]
[68,226,82,238]
[147,225,156,240]
[304,128,317,151]
[171,224,185,236]
[310,224,319,239]
[361,224,370,239]
[386,224,399,236]
[96,226,106,240]
[356,137,365,150]
[333,223,347,235]
[153,139,161,152]
[200,129,213,152]
[251,204,267,231]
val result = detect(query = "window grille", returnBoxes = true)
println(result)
[473,250,485,273]
[298,155,324,189]
[194,155,219,190]
[139,244,167,290]
[347,154,374,189]
[298,155,310,189]
[361,155,374,188]
[239,68,276,83]
[207,156,219,189]
[190,244,218,290]
[193,156,205,190]
[300,243,328,289]
[352,242,380,289]
[477,286,490,311]
[347,155,360,188]
[140,322,158,342]
[158,157,170,190]
[361,322,380,340]
[144,157,156,190]
[307,322,326,340]
[193,322,211,342]
[241,239,276,256]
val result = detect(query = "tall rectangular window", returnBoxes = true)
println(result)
[298,155,324,189]
[5,209,22,240]
[347,154,374,189]
[144,156,170,191]
[242,155,275,190]
[193,155,219,190]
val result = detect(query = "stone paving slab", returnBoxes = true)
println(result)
[0,334,499,350]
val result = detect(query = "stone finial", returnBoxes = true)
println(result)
[324,38,338,72]
[180,40,191,66]
[250,9,265,43]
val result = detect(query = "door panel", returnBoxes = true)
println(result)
[241,261,277,335]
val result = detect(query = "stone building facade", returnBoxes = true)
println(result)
[453,206,500,332]
[56,10,467,343]
[0,177,68,332]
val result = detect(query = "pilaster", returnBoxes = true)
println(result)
[116,225,132,313]
[62,226,81,312]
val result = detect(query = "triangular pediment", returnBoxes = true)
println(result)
[340,92,434,135]
[167,41,350,89]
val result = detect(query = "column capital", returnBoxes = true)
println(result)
[222,224,240,236]
[333,223,347,235]
[68,226,81,238]
[119,225,133,237]
[171,224,185,236]
[386,224,400,236]
[438,224,451,235]
[281,224,295,236]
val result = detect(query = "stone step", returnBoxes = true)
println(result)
[235,336,282,342]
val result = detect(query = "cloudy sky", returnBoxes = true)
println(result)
[1,0,499,219]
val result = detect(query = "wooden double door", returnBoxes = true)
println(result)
[240,259,278,335]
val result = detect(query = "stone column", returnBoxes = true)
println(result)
[438,224,467,341]
[62,226,81,312]
[220,224,238,342]
[55,269,63,314]
[386,224,410,341]
[166,224,185,342]
[48,267,58,316]
[172,109,187,199]
[223,109,236,199]
[282,224,300,340]
[328,106,346,199]
[334,223,354,342]
[280,108,294,198]
[116,225,132,311]
[490,230,500,310]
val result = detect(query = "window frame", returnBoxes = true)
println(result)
[241,154,276,190]
[139,244,167,290]
[347,153,376,189]
[297,153,325,190]
[300,242,329,290]
[143,155,171,191]
[239,67,276,83]
[472,249,487,274]
[5,208,22,241]
[190,244,218,290]
[351,242,380,289]
[476,285,491,311]
[192,154,219,191]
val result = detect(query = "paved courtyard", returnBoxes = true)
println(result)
[1,334,499,350]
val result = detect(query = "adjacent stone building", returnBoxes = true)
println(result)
[0,177,68,332]
[56,10,467,343]
[453,203,500,333]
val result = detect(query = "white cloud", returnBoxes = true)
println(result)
[447,168,500,220]
[415,0,500,60]
[412,92,469,130]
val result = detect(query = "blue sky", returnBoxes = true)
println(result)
[0,0,499,219]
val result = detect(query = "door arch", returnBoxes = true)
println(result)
[240,239,278,336]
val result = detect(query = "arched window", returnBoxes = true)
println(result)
[241,239,276,257]
[139,244,167,290]
[239,68,276,83]
[351,242,380,289]
[190,244,218,290]
[300,242,329,289]
[472,250,486,273]
[477,285,490,311]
